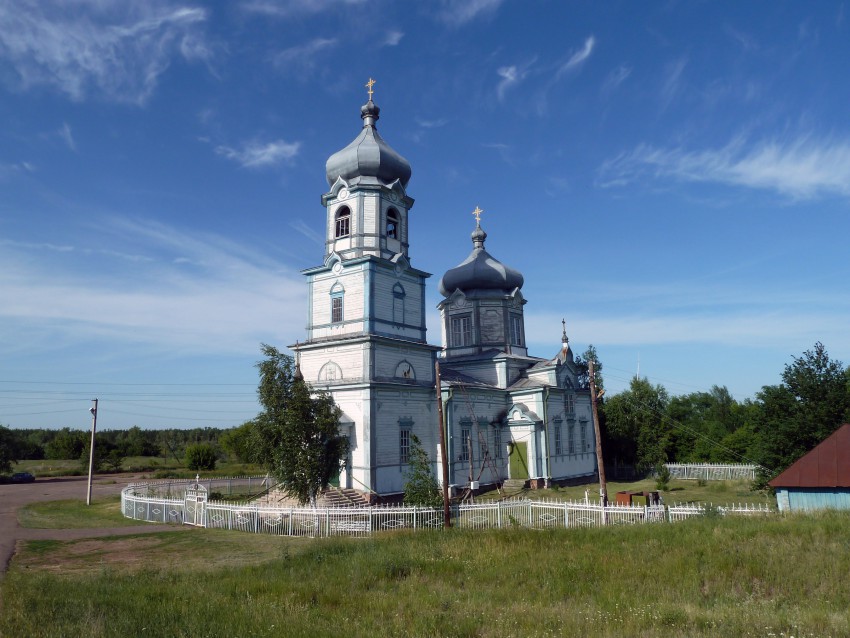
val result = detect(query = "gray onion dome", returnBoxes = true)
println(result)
[325,99,412,188]
[438,223,524,296]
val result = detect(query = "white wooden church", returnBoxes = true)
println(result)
[292,88,597,499]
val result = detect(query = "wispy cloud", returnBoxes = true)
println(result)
[383,30,404,46]
[59,122,76,151]
[556,36,595,78]
[0,2,209,105]
[661,57,688,110]
[241,0,365,18]
[496,59,535,101]
[598,134,850,200]
[437,0,503,26]
[601,65,631,95]
[216,139,301,168]
[272,37,337,74]
[0,218,305,355]
[0,162,36,180]
[289,220,324,246]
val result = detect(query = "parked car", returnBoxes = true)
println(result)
[11,472,35,483]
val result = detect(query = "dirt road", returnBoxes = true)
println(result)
[0,475,179,576]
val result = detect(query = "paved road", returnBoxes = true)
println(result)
[0,475,179,577]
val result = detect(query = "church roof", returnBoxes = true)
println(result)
[325,99,412,188]
[769,423,850,488]
[438,222,524,296]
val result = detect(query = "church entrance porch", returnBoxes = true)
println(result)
[508,441,529,480]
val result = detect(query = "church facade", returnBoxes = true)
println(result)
[292,90,596,498]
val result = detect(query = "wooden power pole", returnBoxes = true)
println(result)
[435,361,452,528]
[589,361,608,505]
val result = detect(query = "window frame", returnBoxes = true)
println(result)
[335,206,351,239]
[400,428,411,464]
[451,314,472,347]
[386,208,399,240]
[509,313,524,346]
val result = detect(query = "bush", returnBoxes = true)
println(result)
[655,463,671,491]
[185,444,217,471]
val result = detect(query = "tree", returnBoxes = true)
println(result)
[0,425,16,474]
[220,421,257,463]
[752,342,850,487]
[602,376,670,471]
[574,345,603,393]
[185,443,217,471]
[403,434,442,508]
[252,344,349,506]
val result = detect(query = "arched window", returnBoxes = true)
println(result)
[386,208,399,239]
[392,283,405,324]
[335,206,351,238]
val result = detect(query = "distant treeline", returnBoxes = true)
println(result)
[4,426,230,463]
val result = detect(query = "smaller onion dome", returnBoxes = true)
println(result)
[325,99,412,188]
[438,223,524,296]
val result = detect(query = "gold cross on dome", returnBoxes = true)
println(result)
[472,206,484,224]
[366,77,376,101]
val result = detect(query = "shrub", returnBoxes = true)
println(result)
[655,463,671,491]
[185,444,217,471]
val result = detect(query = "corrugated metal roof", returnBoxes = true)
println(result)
[769,423,850,488]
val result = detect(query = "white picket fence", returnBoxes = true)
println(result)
[127,475,274,499]
[121,484,774,537]
[664,464,759,481]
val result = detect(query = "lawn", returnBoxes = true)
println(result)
[12,456,264,479]
[2,510,848,637]
[17,496,145,529]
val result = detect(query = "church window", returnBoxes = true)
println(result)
[509,314,524,346]
[392,283,405,324]
[400,428,411,464]
[493,427,502,459]
[335,206,351,238]
[580,420,588,452]
[451,315,472,347]
[565,393,575,414]
[330,283,344,324]
[554,419,563,455]
[386,208,399,239]
[568,421,576,454]
[459,424,470,461]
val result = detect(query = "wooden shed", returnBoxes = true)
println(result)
[769,423,850,512]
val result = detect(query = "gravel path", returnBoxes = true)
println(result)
[0,475,183,577]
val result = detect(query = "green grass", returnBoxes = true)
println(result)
[483,478,772,507]
[2,512,849,637]
[17,496,145,529]
[12,457,265,478]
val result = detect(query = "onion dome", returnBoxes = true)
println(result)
[325,99,412,188]
[438,223,524,296]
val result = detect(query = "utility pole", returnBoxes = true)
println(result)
[86,398,98,506]
[589,361,608,505]
[435,361,451,528]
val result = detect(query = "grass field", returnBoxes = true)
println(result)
[2,508,848,637]
[12,457,264,478]
[16,496,145,529]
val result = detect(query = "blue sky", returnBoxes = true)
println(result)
[2,0,849,430]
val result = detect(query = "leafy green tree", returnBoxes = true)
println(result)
[403,434,442,508]
[752,343,850,486]
[185,443,217,471]
[104,449,126,472]
[574,345,603,393]
[45,428,86,460]
[0,425,16,474]
[220,421,257,463]
[602,376,670,471]
[252,344,348,506]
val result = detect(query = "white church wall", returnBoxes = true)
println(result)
[373,344,434,383]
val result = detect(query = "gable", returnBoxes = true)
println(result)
[769,423,850,488]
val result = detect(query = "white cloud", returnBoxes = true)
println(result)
[496,59,536,102]
[601,65,631,95]
[556,36,595,78]
[59,122,76,151]
[383,30,404,46]
[0,218,306,356]
[241,0,365,18]
[216,139,301,168]
[598,134,850,200]
[273,38,337,73]
[437,0,503,26]
[661,57,688,110]
[0,1,209,104]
